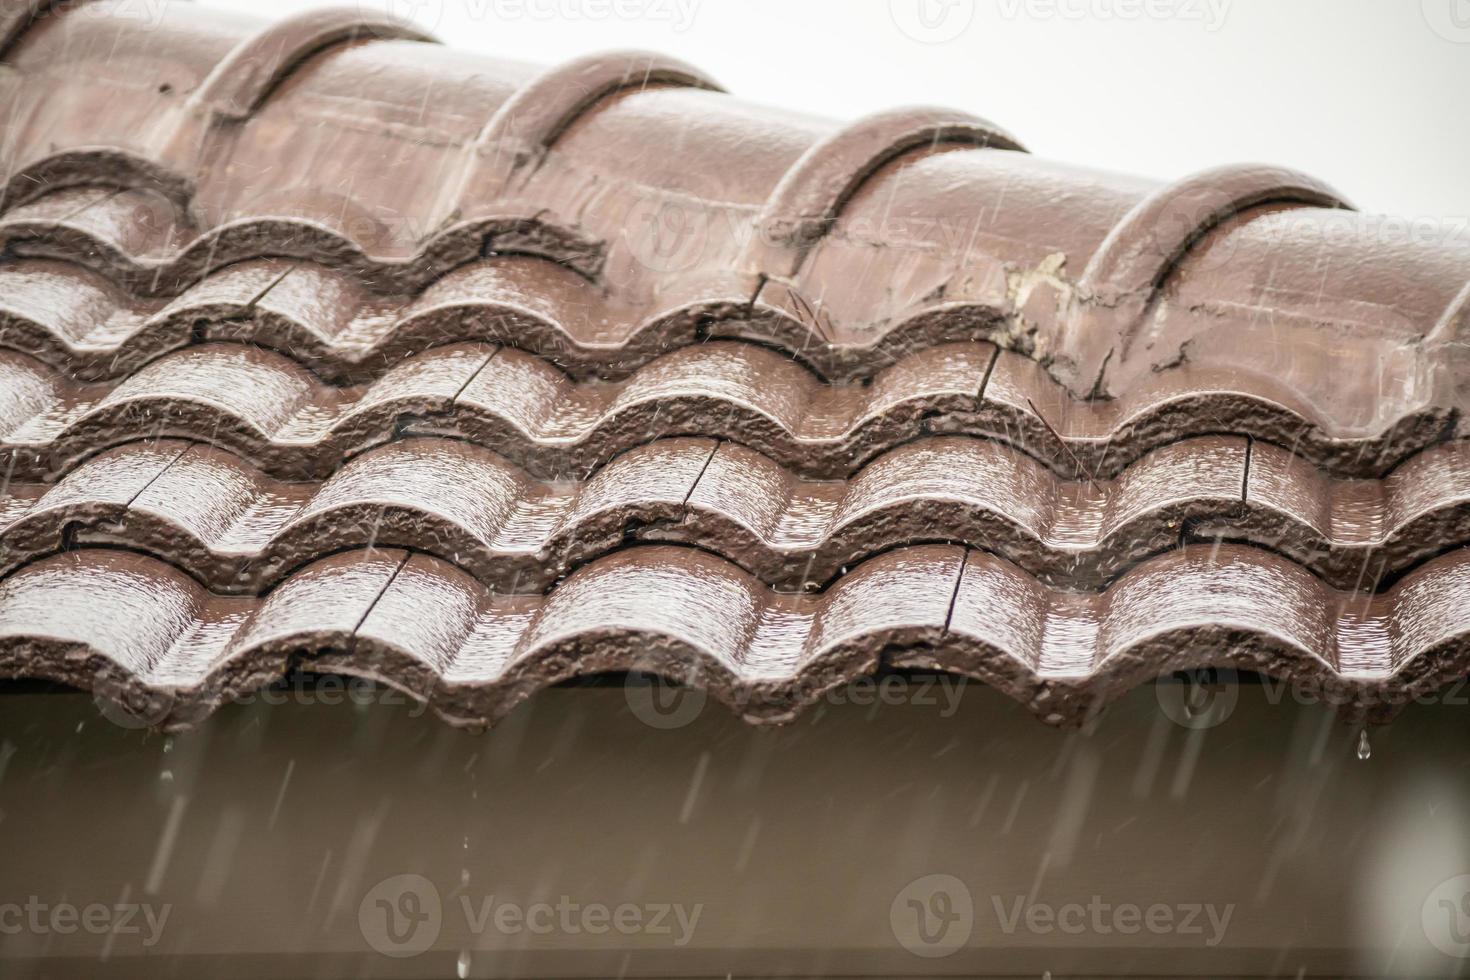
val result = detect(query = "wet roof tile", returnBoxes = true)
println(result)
[1,0,1468,726]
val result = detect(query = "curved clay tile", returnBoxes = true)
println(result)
[5,543,1470,730]
[1,2,1467,729]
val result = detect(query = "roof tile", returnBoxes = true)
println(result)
[2,1,1468,726]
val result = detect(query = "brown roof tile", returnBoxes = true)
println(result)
[7,434,1469,596]
[1,0,1468,726]
[3,543,1469,729]
[0,337,1454,483]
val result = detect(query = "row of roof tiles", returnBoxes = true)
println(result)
[6,543,1470,729]
[0,339,1451,483]
[2,2,1467,410]
[5,433,1468,594]
[1,0,1468,725]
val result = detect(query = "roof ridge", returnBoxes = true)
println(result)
[4,2,1465,406]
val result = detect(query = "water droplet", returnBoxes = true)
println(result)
[159,769,173,783]
[1356,728,1372,761]
[456,949,472,978]
[162,737,174,754]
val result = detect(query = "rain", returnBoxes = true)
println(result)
[0,0,1468,978]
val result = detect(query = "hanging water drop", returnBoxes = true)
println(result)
[456,949,472,978]
[1356,728,1371,761]
[162,736,174,754]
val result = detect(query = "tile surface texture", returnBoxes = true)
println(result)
[1,0,1468,726]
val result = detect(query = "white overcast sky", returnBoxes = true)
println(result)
[205,0,1470,221]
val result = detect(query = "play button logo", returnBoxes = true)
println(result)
[1423,0,1470,41]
